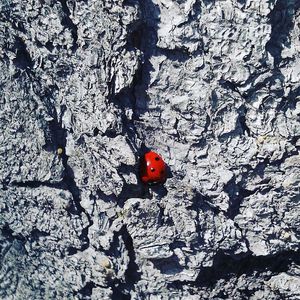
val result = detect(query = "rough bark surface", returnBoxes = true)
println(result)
[0,0,300,299]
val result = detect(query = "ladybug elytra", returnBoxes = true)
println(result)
[140,151,167,185]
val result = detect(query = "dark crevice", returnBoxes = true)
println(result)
[219,79,241,94]
[250,157,270,175]
[122,227,141,289]
[191,192,221,215]
[171,117,182,140]
[110,226,141,299]
[11,21,26,34]
[237,80,259,101]
[92,189,119,204]
[284,85,300,109]
[30,229,50,241]
[1,224,26,243]
[102,128,120,139]
[123,0,139,7]
[144,180,168,197]
[224,176,257,220]
[66,246,79,256]
[151,254,184,275]
[111,287,131,300]
[0,224,27,261]
[243,44,254,62]
[169,241,186,250]
[118,183,144,205]
[290,135,300,148]
[45,41,54,52]
[223,160,273,220]
[126,19,144,51]
[238,115,251,136]
[58,0,78,52]
[157,203,174,226]
[93,127,100,137]
[42,97,79,213]
[75,282,96,298]
[10,180,67,190]
[56,62,74,78]
[1,225,14,242]
[42,91,66,151]
[157,46,192,62]
[266,0,295,67]
[170,249,300,289]
[13,36,33,69]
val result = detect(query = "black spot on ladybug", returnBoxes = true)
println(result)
[155,157,160,161]
[160,170,164,174]
[151,168,155,172]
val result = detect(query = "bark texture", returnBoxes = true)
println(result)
[0,0,300,299]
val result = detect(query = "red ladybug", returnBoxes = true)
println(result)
[140,151,167,184]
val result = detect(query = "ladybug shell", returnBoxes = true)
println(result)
[140,151,167,184]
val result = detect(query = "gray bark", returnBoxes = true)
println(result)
[0,0,300,299]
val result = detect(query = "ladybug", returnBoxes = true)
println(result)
[140,151,167,185]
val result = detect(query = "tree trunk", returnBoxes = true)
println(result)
[1,0,300,299]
